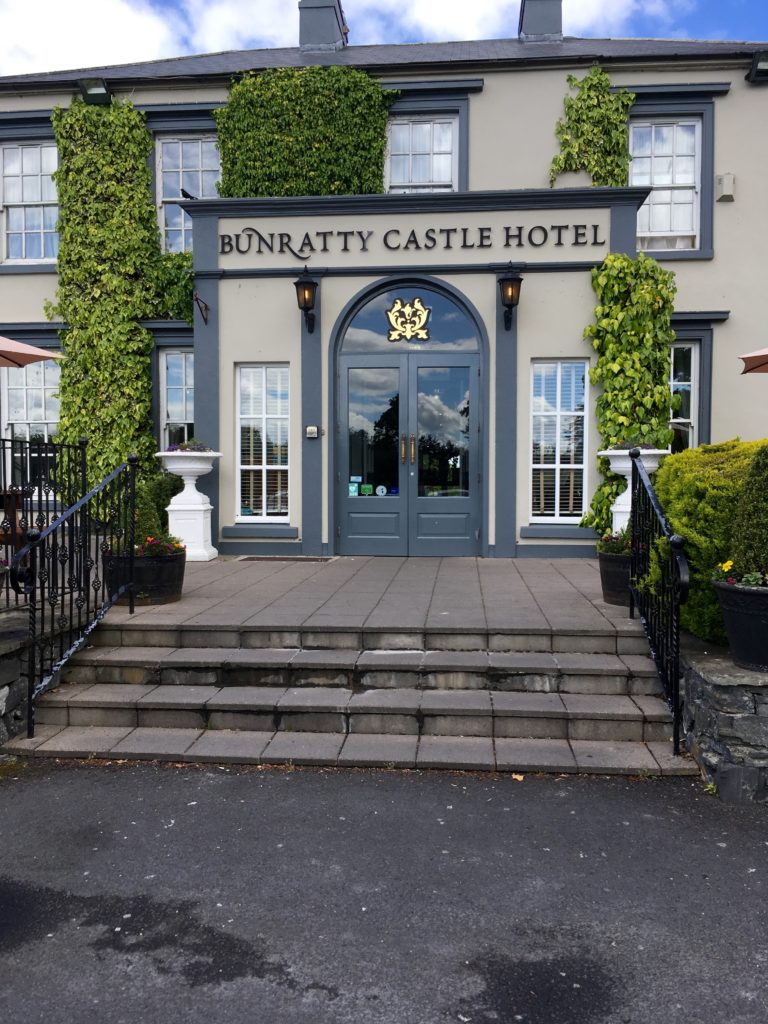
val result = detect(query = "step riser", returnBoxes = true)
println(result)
[91,627,650,657]
[61,663,663,696]
[37,705,672,743]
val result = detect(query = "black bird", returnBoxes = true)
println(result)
[180,188,197,200]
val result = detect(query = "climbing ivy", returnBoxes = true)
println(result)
[47,100,191,485]
[214,66,395,197]
[549,65,635,187]
[582,252,677,535]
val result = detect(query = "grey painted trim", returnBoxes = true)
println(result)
[389,94,470,191]
[383,79,484,93]
[673,323,714,446]
[301,281,323,555]
[609,201,641,256]
[142,320,193,346]
[327,274,491,557]
[630,95,716,261]
[190,214,221,541]
[618,83,731,96]
[494,273,517,557]
[181,186,652,219]
[516,544,596,558]
[671,310,730,325]
[139,104,222,133]
[0,112,53,140]
[0,264,57,275]
[520,525,598,539]
[199,262,609,281]
[221,525,299,538]
[0,323,62,345]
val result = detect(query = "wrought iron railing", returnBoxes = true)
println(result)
[10,455,137,737]
[628,448,690,754]
[1,436,88,608]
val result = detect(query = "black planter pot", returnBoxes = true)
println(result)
[104,550,186,606]
[598,550,632,607]
[713,580,768,672]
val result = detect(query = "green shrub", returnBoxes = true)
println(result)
[730,444,768,577]
[653,439,765,642]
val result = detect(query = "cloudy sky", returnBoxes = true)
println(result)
[1,0,767,77]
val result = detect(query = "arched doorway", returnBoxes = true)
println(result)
[335,283,485,555]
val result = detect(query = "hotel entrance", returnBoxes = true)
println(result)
[336,285,484,556]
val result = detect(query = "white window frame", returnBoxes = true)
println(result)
[0,141,58,264]
[530,360,588,524]
[670,341,699,452]
[156,135,220,252]
[385,115,459,194]
[236,364,290,523]
[0,357,61,440]
[630,118,702,252]
[159,350,194,449]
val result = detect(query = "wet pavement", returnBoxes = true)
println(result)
[0,759,765,1024]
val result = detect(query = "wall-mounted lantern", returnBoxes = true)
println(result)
[498,266,523,330]
[78,78,111,105]
[294,268,319,334]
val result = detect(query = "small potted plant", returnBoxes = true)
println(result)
[711,445,768,671]
[104,476,187,605]
[596,527,632,606]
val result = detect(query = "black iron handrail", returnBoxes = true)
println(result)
[628,448,690,754]
[10,455,137,737]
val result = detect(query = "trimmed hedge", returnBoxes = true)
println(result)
[731,443,768,578]
[653,438,766,643]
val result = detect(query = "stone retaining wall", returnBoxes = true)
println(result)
[0,613,27,744]
[682,641,768,804]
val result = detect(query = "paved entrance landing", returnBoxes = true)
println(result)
[104,555,631,636]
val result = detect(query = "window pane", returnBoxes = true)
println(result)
[43,233,58,259]
[654,125,674,155]
[181,141,199,167]
[266,420,289,466]
[390,123,410,153]
[240,470,263,516]
[201,140,219,168]
[162,141,180,170]
[7,234,22,259]
[240,369,263,416]
[675,156,695,184]
[673,347,692,380]
[202,171,219,197]
[411,122,431,152]
[266,367,288,415]
[650,203,671,232]
[41,146,57,174]
[3,176,21,202]
[162,171,180,198]
[182,170,200,197]
[22,175,41,202]
[3,147,20,174]
[25,234,42,259]
[671,203,693,232]
[8,388,25,419]
[532,418,557,464]
[390,155,408,184]
[165,230,183,253]
[630,157,651,186]
[21,147,40,174]
[676,123,696,155]
[432,154,452,183]
[673,384,691,419]
[433,122,453,152]
[412,154,430,182]
[559,468,583,516]
[240,424,262,466]
[532,469,556,516]
[632,125,652,156]
[43,205,57,229]
[266,470,288,515]
[653,157,673,185]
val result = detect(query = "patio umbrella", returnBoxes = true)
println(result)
[0,335,62,369]
[739,346,768,374]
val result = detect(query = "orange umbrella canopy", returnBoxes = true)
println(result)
[739,347,768,374]
[0,335,62,370]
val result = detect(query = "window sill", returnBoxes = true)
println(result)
[520,525,597,540]
[0,263,57,274]
[222,524,298,539]
[639,247,713,262]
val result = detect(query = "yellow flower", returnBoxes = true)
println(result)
[721,560,734,572]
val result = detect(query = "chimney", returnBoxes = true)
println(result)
[518,0,563,41]
[299,0,349,52]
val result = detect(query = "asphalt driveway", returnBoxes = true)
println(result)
[0,759,765,1024]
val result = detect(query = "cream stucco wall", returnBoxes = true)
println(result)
[0,275,57,321]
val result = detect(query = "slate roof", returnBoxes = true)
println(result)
[0,36,766,91]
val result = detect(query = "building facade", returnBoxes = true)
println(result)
[0,0,766,557]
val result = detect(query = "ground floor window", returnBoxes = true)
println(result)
[1,358,60,440]
[160,350,194,447]
[670,342,698,452]
[237,365,289,520]
[530,360,587,522]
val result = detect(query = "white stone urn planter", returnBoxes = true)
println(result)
[598,448,669,534]
[156,450,222,561]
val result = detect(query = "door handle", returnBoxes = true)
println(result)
[410,434,416,465]
[401,434,407,464]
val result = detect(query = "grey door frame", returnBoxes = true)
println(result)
[330,275,490,557]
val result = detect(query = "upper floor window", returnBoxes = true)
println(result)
[1,143,58,262]
[157,137,220,252]
[1,358,60,440]
[630,119,701,252]
[386,117,458,193]
[160,350,194,448]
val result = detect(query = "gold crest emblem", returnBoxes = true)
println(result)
[386,297,431,342]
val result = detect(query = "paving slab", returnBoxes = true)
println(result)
[419,691,492,714]
[621,654,659,676]
[417,735,495,770]
[34,726,134,757]
[277,687,352,712]
[183,730,274,763]
[491,692,566,716]
[421,651,489,671]
[560,695,642,719]
[207,687,287,710]
[494,737,577,772]
[36,683,94,706]
[136,685,220,708]
[488,652,558,673]
[631,695,674,721]
[110,728,203,759]
[338,733,419,768]
[291,650,360,670]
[356,650,424,670]
[1,724,65,753]
[348,689,422,712]
[570,740,660,774]
[66,684,158,707]
[261,731,344,766]
[648,740,699,776]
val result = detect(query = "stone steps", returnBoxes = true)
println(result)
[61,646,663,696]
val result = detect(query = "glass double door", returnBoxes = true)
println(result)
[338,352,481,555]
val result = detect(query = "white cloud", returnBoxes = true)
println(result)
[0,0,178,75]
[180,0,298,53]
[562,0,695,38]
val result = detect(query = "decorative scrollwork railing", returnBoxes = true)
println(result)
[10,455,137,737]
[629,448,690,754]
